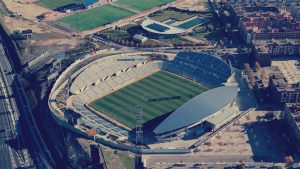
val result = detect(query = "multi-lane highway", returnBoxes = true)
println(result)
[0,42,54,168]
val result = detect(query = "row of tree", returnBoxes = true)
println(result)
[97,33,209,47]
[244,62,267,86]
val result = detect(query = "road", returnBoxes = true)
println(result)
[143,154,284,169]
[0,42,54,168]
[0,43,22,169]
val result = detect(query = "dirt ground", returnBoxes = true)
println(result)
[18,32,80,65]
[173,0,210,11]
[78,137,136,169]
[3,0,49,20]
[3,16,49,33]
[1,0,83,65]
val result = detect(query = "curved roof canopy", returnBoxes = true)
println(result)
[153,86,238,134]
[141,19,185,35]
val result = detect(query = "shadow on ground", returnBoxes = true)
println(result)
[244,117,298,162]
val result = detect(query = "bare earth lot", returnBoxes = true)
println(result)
[173,0,210,11]
[1,0,82,65]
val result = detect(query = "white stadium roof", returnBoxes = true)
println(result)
[153,86,238,134]
[141,19,185,35]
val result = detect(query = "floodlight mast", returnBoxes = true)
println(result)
[135,105,143,146]
[135,105,143,165]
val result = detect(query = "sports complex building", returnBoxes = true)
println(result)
[140,18,209,39]
[141,19,185,38]
[48,51,240,149]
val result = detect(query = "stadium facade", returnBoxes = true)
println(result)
[48,51,238,148]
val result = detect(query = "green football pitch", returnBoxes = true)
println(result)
[38,0,83,10]
[89,71,208,129]
[115,0,175,12]
[56,4,136,31]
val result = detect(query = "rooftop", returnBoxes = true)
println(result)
[269,72,300,92]
[253,39,300,46]
[154,86,238,135]
[253,39,300,53]
[231,2,300,34]
[286,103,300,129]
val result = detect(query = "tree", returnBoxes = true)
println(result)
[173,44,178,48]
[261,70,267,80]
[228,40,233,47]
[284,155,294,166]
[130,41,135,46]
[106,35,111,41]
[120,40,125,45]
[207,24,214,32]
[249,72,255,85]
[148,42,154,48]
[116,39,121,44]
[225,23,232,32]
[124,40,129,46]
[255,62,261,72]
[244,63,251,75]
[223,10,230,17]
[111,37,117,42]
[237,46,244,54]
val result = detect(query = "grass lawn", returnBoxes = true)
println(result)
[56,4,136,31]
[100,29,132,40]
[194,30,226,41]
[37,0,83,10]
[115,0,175,12]
[102,150,135,169]
[149,9,196,22]
[163,37,192,45]
[142,39,164,46]
[89,71,208,129]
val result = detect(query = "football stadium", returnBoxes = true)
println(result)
[48,51,239,150]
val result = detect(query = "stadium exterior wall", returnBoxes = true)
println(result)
[49,109,191,154]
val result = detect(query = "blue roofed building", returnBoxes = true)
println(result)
[83,0,99,7]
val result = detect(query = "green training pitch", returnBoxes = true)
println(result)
[115,0,175,12]
[37,0,83,10]
[89,71,208,129]
[56,4,136,31]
